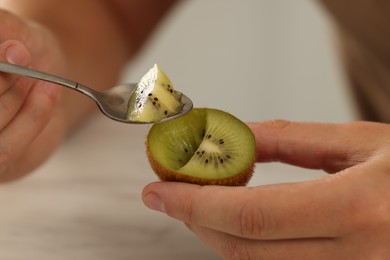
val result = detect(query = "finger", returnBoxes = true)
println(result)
[143,173,367,240]
[0,40,33,129]
[0,81,61,175]
[247,120,387,173]
[0,109,65,181]
[187,224,343,260]
[0,43,61,175]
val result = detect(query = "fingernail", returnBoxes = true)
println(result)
[143,192,165,213]
[5,44,30,66]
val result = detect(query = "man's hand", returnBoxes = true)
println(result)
[0,10,65,181]
[0,0,178,181]
[143,121,390,259]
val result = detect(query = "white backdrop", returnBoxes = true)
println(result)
[123,0,356,124]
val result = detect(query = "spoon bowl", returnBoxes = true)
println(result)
[0,61,193,124]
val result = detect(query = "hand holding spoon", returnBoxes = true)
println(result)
[0,61,192,124]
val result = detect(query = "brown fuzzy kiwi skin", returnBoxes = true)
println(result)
[146,142,256,186]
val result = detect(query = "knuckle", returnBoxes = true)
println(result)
[26,90,58,123]
[0,82,29,116]
[165,194,195,223]
[265,119,292,131]
[181,199,195,223]
[223,239,252,260]
[234,201,269,238]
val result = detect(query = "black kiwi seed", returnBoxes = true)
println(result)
[219,139,225,144]
[152,101,156,105]
[184,148,188,153]
[154,97,158,101]
[148,93,152,96]
[207,134,212,139]
[202,129,206,138]
[164,110,168,115]
[205,159,209,164]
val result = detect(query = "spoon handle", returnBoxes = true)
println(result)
[0,61,79,89]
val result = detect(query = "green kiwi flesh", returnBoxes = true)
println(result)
[147,108,256,186]
[127,64,183,123]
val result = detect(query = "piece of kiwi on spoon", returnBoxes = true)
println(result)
[146,108,256,186]
[127,64,183,123]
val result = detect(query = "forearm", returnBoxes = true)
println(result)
[319,0,390,64]
[318,0,390,122]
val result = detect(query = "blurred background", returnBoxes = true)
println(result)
[0,1,359,259]
[124,0,356,123]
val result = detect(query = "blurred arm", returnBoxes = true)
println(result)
[319,0,390,122]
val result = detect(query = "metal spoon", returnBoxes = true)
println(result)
[0,61,193,124]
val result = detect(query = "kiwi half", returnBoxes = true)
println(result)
[146,108,256,186]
